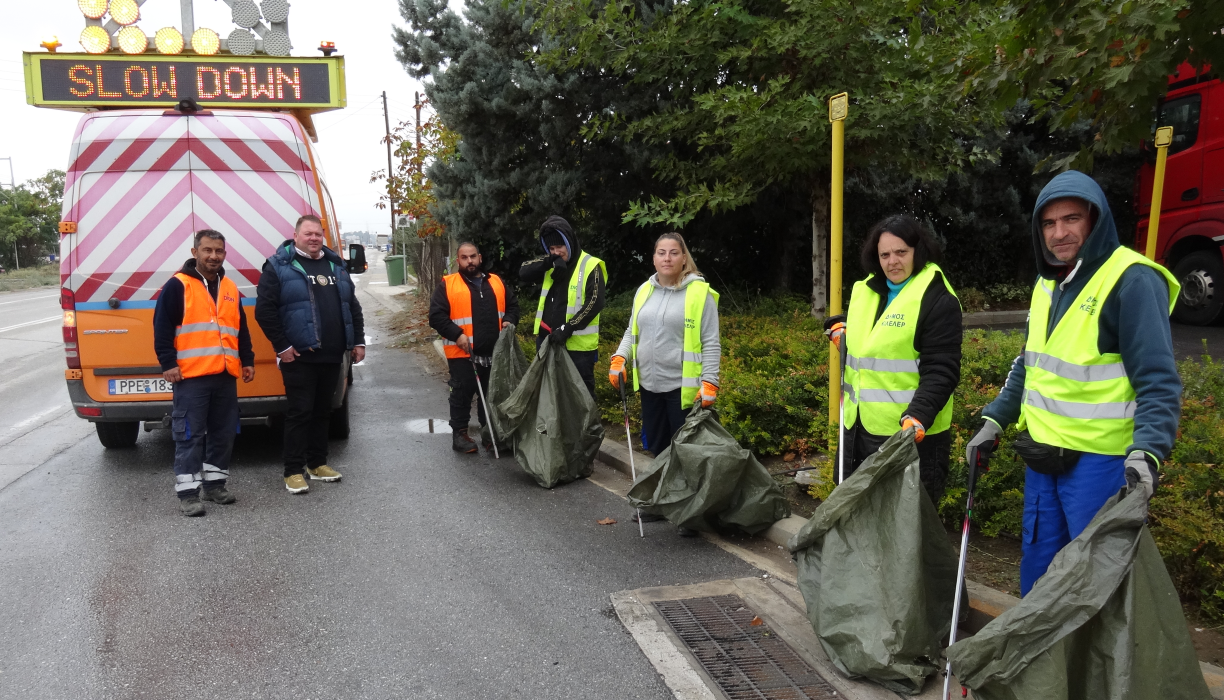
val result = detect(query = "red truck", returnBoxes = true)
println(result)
[1136,61,1224,325]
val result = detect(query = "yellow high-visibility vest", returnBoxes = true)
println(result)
[534,251,607,351]
[628,279,719,408]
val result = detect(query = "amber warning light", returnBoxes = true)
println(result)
[23,54,345,111]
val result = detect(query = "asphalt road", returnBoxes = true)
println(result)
[0,264,761,700]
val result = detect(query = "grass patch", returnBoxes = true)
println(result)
[0,264,59,292]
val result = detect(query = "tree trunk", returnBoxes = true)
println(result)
[810,182,830,317]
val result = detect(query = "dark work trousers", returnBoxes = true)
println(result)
[447,358,491,433]
[171,372,239,499]
[834,422,952,506]
[640,388,688,456]
[279,361,341,477]
[567,349,598,399]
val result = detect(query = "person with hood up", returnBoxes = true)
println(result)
[519,215,607,397]
[153,229,255,516]
[964,171,1181,596]
[609,233,720,535]
[822,214,962,505]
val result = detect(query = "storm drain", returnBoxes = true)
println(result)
[653,595,839,700]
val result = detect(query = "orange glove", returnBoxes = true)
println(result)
[698,381,718,408]
[824,322,845,350]
[901,415,925,443]
[609,356,627,389]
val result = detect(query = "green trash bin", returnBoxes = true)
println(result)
[385,255,405,286]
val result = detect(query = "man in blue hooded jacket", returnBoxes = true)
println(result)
[964,171,1181,596]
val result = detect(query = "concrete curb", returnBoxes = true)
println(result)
[596,437,1224,693]
[962,309,1027,328]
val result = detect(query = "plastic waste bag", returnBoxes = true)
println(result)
[481,323,529,451]
[627,406,790,535]
[492,336,602,488]
[786,429,958,694]
[947,486,1211,700]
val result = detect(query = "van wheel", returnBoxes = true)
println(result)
[95,421,139,449]
[1172,250,1224,326]
[328,394,350,440]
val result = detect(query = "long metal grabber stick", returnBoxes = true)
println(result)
[619,370,644,538]
[942,444,992,699]
[471,355,499,459]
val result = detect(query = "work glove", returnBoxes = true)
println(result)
[900,415,925,443]
[549,323,573,342]
[698,381,718,408]
[1124,450,1159,499]
[965,418,1002,470]
[550,254,568,273]
[609,356,627,388]
[823,314,846,350]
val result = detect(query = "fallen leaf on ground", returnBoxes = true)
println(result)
[749,616,764,626]
[783,452,796,462]
[597,518,617,525]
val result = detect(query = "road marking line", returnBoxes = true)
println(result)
[7,405,66,433]
[0,294,58,306]
[0,316,60,334]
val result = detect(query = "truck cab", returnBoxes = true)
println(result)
[1136,62,1224,325]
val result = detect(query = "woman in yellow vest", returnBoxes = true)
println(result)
[825,214,962,504]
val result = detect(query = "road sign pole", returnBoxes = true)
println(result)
[828,92,848,430]
[1145,126,1174,261]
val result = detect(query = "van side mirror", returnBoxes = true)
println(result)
[347,244,367,274]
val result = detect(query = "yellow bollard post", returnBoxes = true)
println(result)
[1145,126,1174,261]
[828,92,848,430]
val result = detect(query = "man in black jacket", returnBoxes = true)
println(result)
[429,242,520,453]
[153,230,255,516]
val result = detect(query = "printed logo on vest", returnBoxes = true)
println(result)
[880,312,906,328]
[1079,295,1098,316]
[223,293,236,303]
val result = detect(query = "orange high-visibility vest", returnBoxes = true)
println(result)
[442,272,506,359]
[174,272,242,379]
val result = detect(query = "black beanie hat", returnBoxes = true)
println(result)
[539,215,573,251]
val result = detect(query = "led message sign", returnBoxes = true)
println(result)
[24,53,345,110]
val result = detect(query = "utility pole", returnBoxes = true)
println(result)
[2,157,16,270]
[382,91,395,239]
[414,91,423,173]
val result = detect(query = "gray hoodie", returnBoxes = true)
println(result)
[614,273,720,392]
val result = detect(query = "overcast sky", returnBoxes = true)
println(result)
[0,0,441,237]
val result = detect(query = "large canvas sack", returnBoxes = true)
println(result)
[627,406,790,535]
[492,336,602,488]
[786,429,958,694]
[947,486,1210,700]
[481,323,529,451]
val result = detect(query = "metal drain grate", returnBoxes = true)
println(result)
[653,595,839,700]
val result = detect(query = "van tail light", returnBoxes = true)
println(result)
[61,287,80,370]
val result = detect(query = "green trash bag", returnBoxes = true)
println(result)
[947,486,1211,700]
[786,429,958,694]
[627,406,790,535]
[491,336,603,488]
[481,323,529,452]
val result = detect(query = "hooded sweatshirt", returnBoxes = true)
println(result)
[613,273,720,392]
[982,171,1181,460]
[518,216,605,339]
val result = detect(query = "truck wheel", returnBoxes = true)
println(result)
[1172,250,1224,326]
[328,394,350,440]
[95,421,139,449]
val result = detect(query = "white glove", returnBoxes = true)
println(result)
[1124,451,1158,499]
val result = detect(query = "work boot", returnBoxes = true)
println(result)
[307,465,342,482]
[453,430,478,454]
[179,496,205,517]
[284,474,310,494]
[201,486,236,504]
[632,511,665,523]
[482,436,494,452]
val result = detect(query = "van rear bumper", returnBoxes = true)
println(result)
[66,380,287,422]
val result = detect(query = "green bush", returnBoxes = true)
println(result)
[0,264,58,292]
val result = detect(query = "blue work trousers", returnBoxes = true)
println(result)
[1020,452,1127,596]
[171,372,239,498]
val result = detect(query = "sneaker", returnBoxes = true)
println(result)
[307,465,342,482]
[179,496,205,517]
[284,474,310,494]
[201,486,236,504]
[677,526,699,538]
[452,431,478,454]
[632,511,665,523]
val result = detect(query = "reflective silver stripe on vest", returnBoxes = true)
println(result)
[442,339,457,346]
[567,258,588,314]
[219,325,238,337]
[451,316,473,326]
[1025,389,1136,420]
[498,311,505,319]
[572,326,598,336]
[846,355,919,373]
[176,347,230,359]
[681,376,702,388]
[1024,351,1127,382]
[857,388,916,403]
[176,322,219,335]
[682,351,702,364]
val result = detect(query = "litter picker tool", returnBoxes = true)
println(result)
[470,351,499,459]
[619,370,645,538]
[942,434,996,699]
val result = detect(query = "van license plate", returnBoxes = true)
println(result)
[108,378,172,395]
